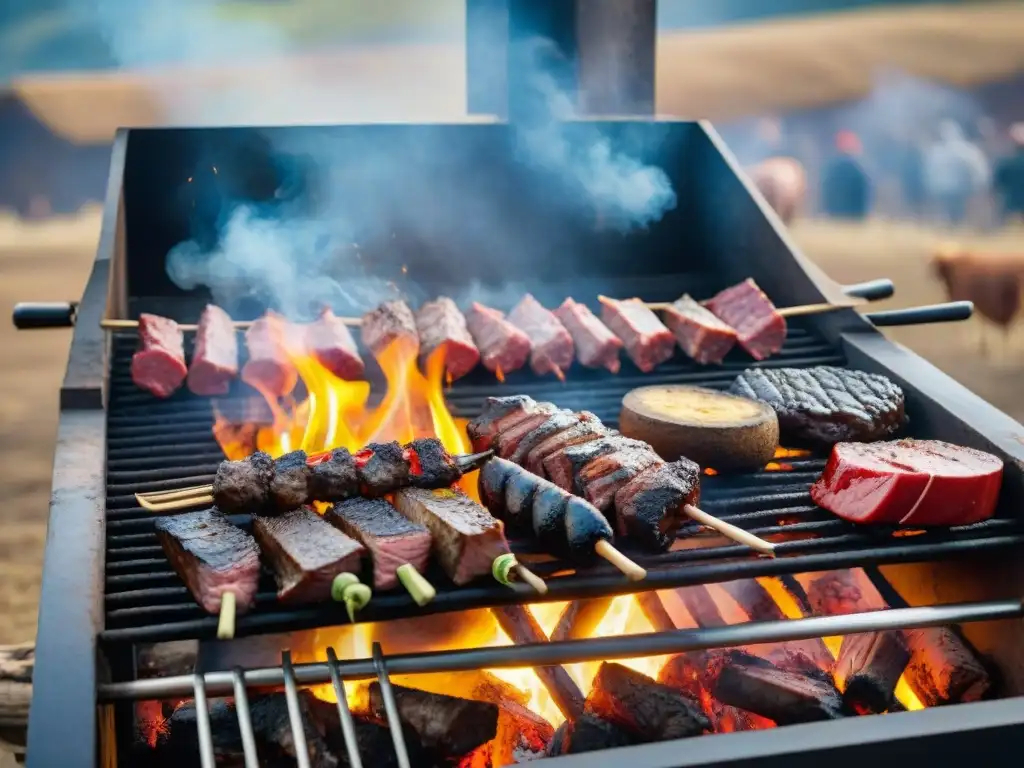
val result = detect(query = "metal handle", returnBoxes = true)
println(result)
[842,279,894,302]
[864,300,973,327]
[12,302,78,329]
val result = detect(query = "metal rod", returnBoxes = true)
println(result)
[281,650,313,768]
[326,648,364,768]
[99,598,1024,701]
[231,668,260,768]
[191,672,216,768]
[373,642,412,768]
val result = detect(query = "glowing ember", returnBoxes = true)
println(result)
[704,446,810,476]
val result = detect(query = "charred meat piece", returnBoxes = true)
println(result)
[729,366,907,445]
[543,436,630,494]
[464,302,532,375]
[507,293,575,377]
[505,409,584,465]
[308,448,359,502]
[705,278,786,360]
[524,414,609,476]
[555,297,623,373]
[253,507,364,604]
[613,459,701,551]
[360,299,420,359]
[305,307,364,380]
[586,662,710,742]
[242,314,298,398]
[213,451,275,514]
[662,294,738,365]
[325,498,432,590]
[811,438,1003,526]
[131,313,187,398]
[548,714,635,756]
[393,487,510,585]
[835,631,911,714]
[415,296,481,381]
[600,297,676,372]
[466,395,557,452]
[368,683,499,760]
[356,441,410,496]
[269,450,312,512]
[577,443,663,513]
[187,304,239,396]
[407,437,461,488]
[495,410,570,462]
[154,510,260,615]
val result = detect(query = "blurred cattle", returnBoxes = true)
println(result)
[749,157,806,225]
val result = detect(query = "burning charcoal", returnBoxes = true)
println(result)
[554,297,623,373]
[491,696,555,766]
[662,294,738,365]
[612,458,701,550]
[253,507,365,604]
[154,510,260,615]
[585,662,710,742]
[464,302,533,377]
[131,313,187,398]
[415,296,481,381]
[705,279,786,361]
[368,683,498,759]
[248,692,339,768]
[548,714,636,756]
[658,653,771,732]
[308,448,359,502]
[507,293,575,377]
[835,631,911,714]
[306,307,365,380]
[164,698,244,760]
[467,395,556,452]
[406,437,460,488]
[361,299,420,359]
[270,450,312,512]
[713,655,845,725]
[242,314,298,398]
[187,304,239,396]
[357,441,411,496]
[213,451,275,514]
[306,697,427,768]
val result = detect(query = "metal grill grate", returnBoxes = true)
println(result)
[102,322,1024,645]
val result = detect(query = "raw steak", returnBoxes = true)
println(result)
[131,313,187,398]
[599,297,676,372]
[305,307,364,380]
[507,293,575,377]
[662,294,737,365]
[187,304,239,396]
[415,296,480,381]
[704,279,786,360]
[554,298,623,373]
[464,302,532,375]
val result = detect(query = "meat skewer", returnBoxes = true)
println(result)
[187,304,239,396]
[130,313,188,398]
[415,296,481,382]
[554,298,622,373]
[464,301,533,378]
[134,438,494,512]
[360,299,420,359]
[305,307,365,380]
[102,314,361,330]
[479,457,646,580]
[507,293,575,379]
[242,313,299,398]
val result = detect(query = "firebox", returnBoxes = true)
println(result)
[13,1,1024,766]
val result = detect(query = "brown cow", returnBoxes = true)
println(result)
[748,156,807,226]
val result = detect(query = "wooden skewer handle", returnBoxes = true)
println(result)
[101,315,361,331]
[683,504,775,557]
[594,540,647,581]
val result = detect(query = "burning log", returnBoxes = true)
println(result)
[548,714,635,756]
[658,652,772,732]
[712,651,846,725]
[585,662,710,742]
[490,605,586,719]
[676,584,727,627]
[491,695,555,765]
[806,570,992,706]
[635,591,676,632]
[306,697,429,768]
[551,597,616,641]
[834,631,911,714]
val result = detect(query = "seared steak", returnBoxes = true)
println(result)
[360,299,419,359]
[306,307,364,380]
[415,296,480,381]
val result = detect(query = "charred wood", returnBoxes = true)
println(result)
[634,591,676,632]
[551,597,616,641]
[676,585,726,628]
[547,714,635,756]
[306,698,429,768]
[835,631,911,714]
[658,652,772,732]
[136,641,199,679]
[492,695,555,766]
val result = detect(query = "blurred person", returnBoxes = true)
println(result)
[749,156,806,226]
[923,120,990,227]
[821,130,871,220]
[993,123,1024,225]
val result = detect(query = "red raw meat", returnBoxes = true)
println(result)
[464,302,532,375]
[187,304,238,396]
[507,294,575,377]
[662,294,737,365]
[306,307,365,380]
[554,298,622,373]
[361,299,420,359]
[241,314,298,398]
[131,313,187,398]
[600,297,676,373]
[704,279,786,361]
[810,439,1003,526]
[415,296,481,381]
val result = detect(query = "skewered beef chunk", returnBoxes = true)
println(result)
[507,293,575,377]
[524,414,609,476]
[464,302,532,375]
[662,294,738,365]
[407,437,460,488]
[835,630,911,714]
[253,507,364,604]
[586,662,710,742]
[705,279,786,360]
[729,366,907,445]
[308,448,359,502]
[154,510,260,615]
[548,714,635,756]
[811,438,1004,526]
[467,395,557,452]
[555,298,623,373]
[415,296,481,381]
[505,410,583,465]
[187,304,239,396]
[306,307,364,380]
[600,297,676,372]
[326,498,432,590]
[393,487,510,585]
[131,313,187,398]
[213,451,275,514]
[357,441,410,496]
[543,436,630,494]
[713,653,845,725]
[368,683,499,759]
[613,459,701,550]
[242,314,298,398]
[360,299,420,358]
[577,443,662,513]
[269,450,312,512]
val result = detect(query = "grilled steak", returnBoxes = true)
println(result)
[507,293,575,377]
[356,441,410,495]
[555,298,623,373]
[187,304,238,396]
[154,510,260,615]
[253,507,364,604]
[577,443,663,513]
[505,410,583,465]
[810,439,1003,526]
[662,294,737,365]
[600,297,676,372]
[269,450,311,512]
[213,451,275,514]
[543,436,634,494]
[467,395,559,452]
[306,307,364,380]
[415,296,481,381]
[407,437,461,488]
[729,366,907,445]
[393,487,510,585]
[464,302,532,375]
[360,299,419,359]
[614,459,701,551]
[131,313,187,398]
[242,314,298,397]
[524,414,609,476]
[308,448,359,502]
[705,279,786,360]
[326,498,432,590]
